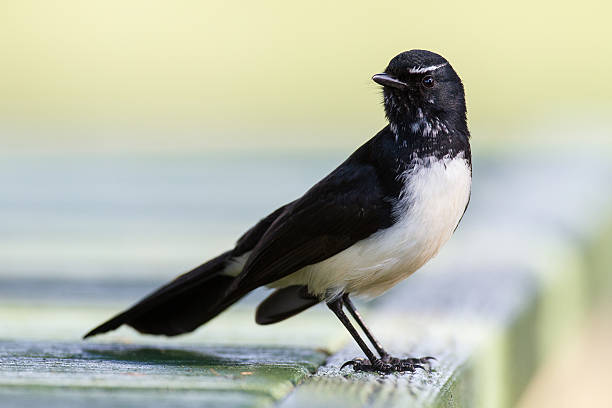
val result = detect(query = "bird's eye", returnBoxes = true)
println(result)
[422,75,435,88]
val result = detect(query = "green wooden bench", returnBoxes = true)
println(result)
[1,152,610,407]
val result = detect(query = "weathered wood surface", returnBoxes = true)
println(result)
[1,151,611,407]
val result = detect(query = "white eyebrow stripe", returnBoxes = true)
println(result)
[408,63,448,74]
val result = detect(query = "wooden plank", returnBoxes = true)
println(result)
[1,153,610,407]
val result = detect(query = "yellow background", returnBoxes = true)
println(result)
[1,0,611,151]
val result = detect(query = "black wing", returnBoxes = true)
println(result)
[229,155,394,296]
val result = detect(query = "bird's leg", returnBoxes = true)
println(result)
[328,296,410,373]
[327,296,379,365]
[341,294,388,358]
[340,294,436,370]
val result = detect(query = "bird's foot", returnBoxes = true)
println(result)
[340,357,427,373]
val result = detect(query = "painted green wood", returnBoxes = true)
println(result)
[0,341,326,407]
[1,152,611,407]
[0,389,272,408]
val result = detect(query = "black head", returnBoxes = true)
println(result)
[373,50,468,137]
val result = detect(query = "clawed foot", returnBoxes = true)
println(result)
[340,355,434,373]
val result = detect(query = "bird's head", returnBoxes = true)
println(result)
[373,50,468,136]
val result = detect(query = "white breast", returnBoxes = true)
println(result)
[270,153,472,300]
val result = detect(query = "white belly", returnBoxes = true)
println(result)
[270,153,472,299]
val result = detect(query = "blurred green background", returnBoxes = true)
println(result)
[1,0,611,153]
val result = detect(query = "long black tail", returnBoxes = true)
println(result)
[83,250,241,338]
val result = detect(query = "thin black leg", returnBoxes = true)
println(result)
[330,293,435,373]
[326,296,378,363]
[342,294,388,359]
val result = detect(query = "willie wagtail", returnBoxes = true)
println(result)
[84,50,472,373]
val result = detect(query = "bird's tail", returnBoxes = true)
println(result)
[83,250,242,338]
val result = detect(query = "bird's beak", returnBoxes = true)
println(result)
[372,73,407,90]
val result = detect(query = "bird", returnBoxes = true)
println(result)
[83,49,471,373]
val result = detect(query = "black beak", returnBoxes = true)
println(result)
[372,73,407,90]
